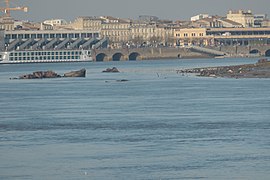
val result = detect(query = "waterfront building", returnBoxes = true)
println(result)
[174,27,270,47]
[70,16,131,48]
[206,27,270,46]
[5,30,99,41]
[4,29,103,51]
[130,23,156,45]
[227,10,254,27]
[129,20,174,47]
[174,28,208,46]
[100,16,131,48]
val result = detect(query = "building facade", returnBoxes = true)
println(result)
[174,28,208,46]
[227,10,254,27]
[71,16,103,31]
[0,17,14,31]
[100,16,131,48]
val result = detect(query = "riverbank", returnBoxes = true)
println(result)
[178,58,270,78]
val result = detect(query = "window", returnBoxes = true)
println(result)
[12,34,17,39]
[30,34,36,39]
[5,34,11,39]
[69,34,74,38]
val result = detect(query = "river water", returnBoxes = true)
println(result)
[0,58,270,179]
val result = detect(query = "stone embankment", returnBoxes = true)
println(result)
[178,59,270,78]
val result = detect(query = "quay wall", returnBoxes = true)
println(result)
[207,45,270,57]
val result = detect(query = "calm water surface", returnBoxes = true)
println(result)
[0,58,270,179]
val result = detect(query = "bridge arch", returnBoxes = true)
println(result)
[112,53,124,61]
[129,52,141,61]
[265,49,270,57]
[96,53,107,62]
[250,49,261,54]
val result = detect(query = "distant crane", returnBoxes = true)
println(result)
[0,0,28,17]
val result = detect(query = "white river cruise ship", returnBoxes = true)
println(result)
[0,49,92,64]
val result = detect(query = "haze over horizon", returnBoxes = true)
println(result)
[2,0,270,22]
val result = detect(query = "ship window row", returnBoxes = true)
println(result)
[10,51,82,57]
[6,33,99,40]
[10,56,80,61]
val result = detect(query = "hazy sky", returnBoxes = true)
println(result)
[3,0,270,22]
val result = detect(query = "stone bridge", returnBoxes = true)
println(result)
[91,47,210,61]
[91,45,270,62]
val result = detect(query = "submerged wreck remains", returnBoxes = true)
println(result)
[14,68,86,79]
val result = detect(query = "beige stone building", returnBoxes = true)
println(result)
[0,17,14,31]
[100,16,131,48]
[227,10,254,27]
[69,16,174,48]
[174,28,209,46]
[71,16,103,31]
[131,23,156,43]
[130,22,174,46]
